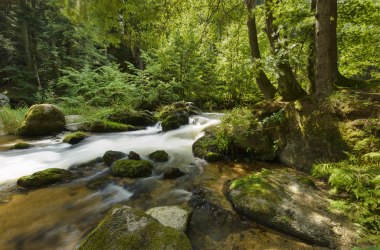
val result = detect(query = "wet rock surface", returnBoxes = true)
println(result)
[78,206,192,250]
[226,168,360,248]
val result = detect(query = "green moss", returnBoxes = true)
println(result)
[11,142,33,149]
[362,152,380,163]
[17,168,74,188]
[17,104,66,136]
[79,206,191,250]
[204,152,224,162]
[111,160,153,178]
[192,130,230,160]
[148,150,169,162]
[230,169,281,204]
[63,131,87,144]
[104,108,157,127]
[82,120,137,133]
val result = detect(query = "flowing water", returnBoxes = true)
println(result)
[0,114,323,250]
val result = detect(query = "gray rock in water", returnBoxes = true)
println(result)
[0,93,10,107]
[128,151,141,160]
[146,206,192,232]
[163,167,185,179]
[103,150,127,166]
[226,168,360,249]
[78,206,192,250]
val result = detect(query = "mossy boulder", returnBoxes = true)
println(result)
[63,131,87,144]
[105,109,157,127]
[192,130,228,160]
[163,167,185,179]
[204,152,224,162]
[80,120,138,133]
[11,142,33,150]
[17,168,74,188]
[159,101,201,131]
[78,206,191,250]
[17,104,66,136]
[227,168,359,248]
[111,159,153,178]
[148,150,169,162]
[103,150,127,166]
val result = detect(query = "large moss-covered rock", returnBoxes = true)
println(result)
[159,101,201,131]
[17,168,74,188]
[192,130,228,161]
[17,104,66,136]
[105,109,157,127]
[146,206,192,232]
[111,159,153,178]
[11,142,33,150]
[63,131,87,144]
[78,206,192,250]
[103,151,127,166]
[80,120,138,133]
[227,168,359,248]
[148,150,169,162]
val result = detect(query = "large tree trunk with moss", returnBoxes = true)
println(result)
[265,0,306,101]
[245,0,276,100]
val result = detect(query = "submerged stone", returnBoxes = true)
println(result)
[146,206,192,232]
[17,168,74,188]
[111,159,153,178]
[78,206,192,250]
[148,150,169,162]
[103,150,127,166]
[17,104,66,136]
[163,167,185,179]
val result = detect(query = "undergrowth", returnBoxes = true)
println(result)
[312,155,380,244]
[0,106,28,135]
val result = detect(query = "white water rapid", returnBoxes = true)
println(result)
[0,113,222,184]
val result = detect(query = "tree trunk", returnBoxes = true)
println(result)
[315,0,336,96]
[307,0,316,93]
[265,0,306,101]
[245,0,276,100]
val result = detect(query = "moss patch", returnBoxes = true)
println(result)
[111,160,153,178]
[104,108,157,127]
[148,150,169,162]
[17,168,74,188]
[63,131,87,144]
[80,120,138,133]
[204,152,224,162]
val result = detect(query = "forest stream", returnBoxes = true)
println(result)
[0,114,326,250]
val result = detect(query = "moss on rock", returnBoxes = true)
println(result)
[148,150,169,162]
[80,120,138,133]
[104,108,157,127]
[63,131,87,144]
[204,152,224,162]
[11,142,33,150]
[111,159,153,178]
[17,168,74,188]
[78,206,192,250]
[103,151,127,166]
[159,102,201,131]
[17,104,66,136]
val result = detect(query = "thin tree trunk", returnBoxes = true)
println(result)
[307,0,316,93]
[245,0,276,100]
[265,0,306,101]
